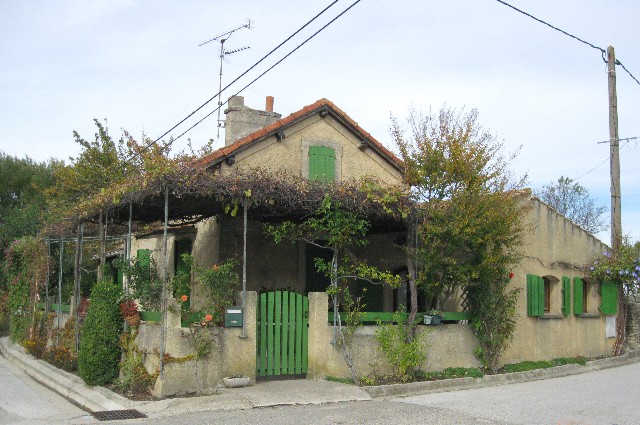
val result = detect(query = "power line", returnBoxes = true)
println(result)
[172,0,362,143]
[616,60,640,87]
[104,0,344,179]
[574,140,631,181]
[494,0,605,54]
[494,0,640,87]
[153,0,342,145]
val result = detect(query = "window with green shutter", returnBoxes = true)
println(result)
[309,146,335,181]
[573,277,584,315]
[137,248,151,270]
[600,281,618,315]
[561,276,571,317]
[526,274,545,317]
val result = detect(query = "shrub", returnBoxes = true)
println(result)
[375,312,426,382]
[78,281,123,386]
[114,332,154,395]
[115,257,162,311]
[42,346,78,372]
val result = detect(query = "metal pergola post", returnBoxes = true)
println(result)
[159,186,169,380]
[73,223,83,353]
[241,198,248,338]
[56,235,63,346]
[45,238,50,317]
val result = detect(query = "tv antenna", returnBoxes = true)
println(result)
[199,18,253,139]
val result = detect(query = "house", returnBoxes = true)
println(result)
[134,96,409,313]
[129,96,616,396]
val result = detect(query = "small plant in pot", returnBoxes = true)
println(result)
[429,309,444,325]
[119,296,140,327]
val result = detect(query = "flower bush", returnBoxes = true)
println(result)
[174,255,239,327]
[42,346,78,372]
[196,259,239,326]
[119,297,139,318]
[590,245,640,292]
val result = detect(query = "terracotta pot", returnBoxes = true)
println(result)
[124,312,141,326]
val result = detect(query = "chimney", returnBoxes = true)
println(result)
[224,95,282,146]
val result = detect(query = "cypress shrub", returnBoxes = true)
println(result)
[78,281,123,386]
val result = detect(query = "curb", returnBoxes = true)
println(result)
[0,337,132,412]
[365,352,640,398]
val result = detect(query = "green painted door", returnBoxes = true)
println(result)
[256,291,309,378]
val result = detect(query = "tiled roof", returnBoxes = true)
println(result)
[195,98,404,171]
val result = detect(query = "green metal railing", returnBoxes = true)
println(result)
[328,311,471,323]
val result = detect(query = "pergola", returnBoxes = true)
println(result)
[45,163,409,378]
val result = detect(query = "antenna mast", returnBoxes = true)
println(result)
[199,18,253,139]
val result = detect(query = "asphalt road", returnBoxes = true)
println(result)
[1,351,638,425]
[397,362,640,425]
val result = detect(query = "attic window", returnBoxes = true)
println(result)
[308,146,335,181]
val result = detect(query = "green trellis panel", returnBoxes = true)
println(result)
[256,291,308,378]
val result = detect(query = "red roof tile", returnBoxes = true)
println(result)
[195,98,404,172]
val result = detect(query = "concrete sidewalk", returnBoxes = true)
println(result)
[0,337,371,418]
[1,335,639,418]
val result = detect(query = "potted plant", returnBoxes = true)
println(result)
[429,309,444,325]
[222,373,251,388]
[119,296,140,326]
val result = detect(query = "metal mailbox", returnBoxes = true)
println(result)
[224,307,243,327]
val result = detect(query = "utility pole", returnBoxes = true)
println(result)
[607,45,622,253]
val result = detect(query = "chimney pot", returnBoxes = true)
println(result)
[265,96,274,112]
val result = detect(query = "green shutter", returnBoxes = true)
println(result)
[561,276,571,317]
[137,249,151,269]
[309,146,335,181]
[600,281,618,315]
[526,274,544,317]
[573,277,584,315]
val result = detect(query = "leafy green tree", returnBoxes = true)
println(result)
[0,153,55,282]
[267,196,400,384]
[47,120,130,281]
[392,106,528,371]
[536,176,607,235]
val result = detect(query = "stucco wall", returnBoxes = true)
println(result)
[218,114,404,186]
[502,197,614,365]
[307,292,480,380]
[136,292,257,397]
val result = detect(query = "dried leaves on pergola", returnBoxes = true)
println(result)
[50,163,410,234]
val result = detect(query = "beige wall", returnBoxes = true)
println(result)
[218,114,404,186]
[502,197,614,365]
[136,292,257,397]
[307,292,480,380]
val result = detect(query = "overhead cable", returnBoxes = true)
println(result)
[494,0,640,87]
[172,0,362,143]
[153,0,342,145]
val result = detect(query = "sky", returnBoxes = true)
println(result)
[1,0,639,245]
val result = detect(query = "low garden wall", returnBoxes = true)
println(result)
[307,292,480,380]
[135,292,257,397]
[134,291,480,396]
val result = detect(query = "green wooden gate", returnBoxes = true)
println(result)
[256,291,309,378]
